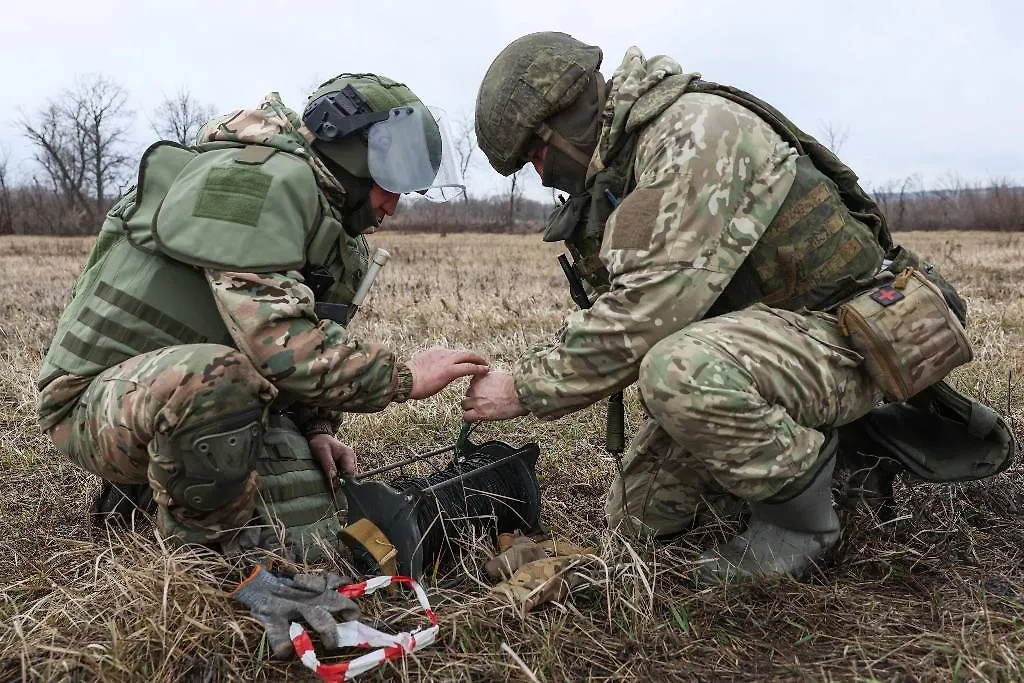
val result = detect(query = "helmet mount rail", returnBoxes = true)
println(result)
[305,85,389,142]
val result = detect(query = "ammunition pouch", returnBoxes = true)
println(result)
[150,409,263,512]
[255,413,346,564]
[838,268,973,402]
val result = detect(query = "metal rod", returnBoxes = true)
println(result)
[353,443,457,480]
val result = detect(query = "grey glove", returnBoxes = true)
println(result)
[232,564,359,659]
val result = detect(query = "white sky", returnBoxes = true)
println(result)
[1,0,1020,201]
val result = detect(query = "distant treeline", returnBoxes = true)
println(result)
[4,177,1023,237]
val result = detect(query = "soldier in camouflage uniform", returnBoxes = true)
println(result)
[37,73,485,560]
[464,32,976,584]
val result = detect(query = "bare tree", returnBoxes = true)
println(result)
[0,146,12,235]
[151,88,216,145]
[506,168,524,227]
[818,120,850,155]
[871,175,919,232]
[453,114,476,177]
[20,74,133,228]
[452,114,477,203]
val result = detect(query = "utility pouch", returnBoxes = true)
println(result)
[837,268,973,402]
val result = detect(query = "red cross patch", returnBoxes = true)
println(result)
[870,285,905,306]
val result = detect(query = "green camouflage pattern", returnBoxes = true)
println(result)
[475,32,603,176]
[197,92,348,209]
[513,48,799,418]
[39,344,278,544]
[308,73,421,115]
[605,305,882,535]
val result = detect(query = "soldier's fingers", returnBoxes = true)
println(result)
[449,362,490,381]
[309,439,337,480]
[334,441,357,475]
[449,350,489,367]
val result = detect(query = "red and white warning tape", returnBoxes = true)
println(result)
[289,575,439,682]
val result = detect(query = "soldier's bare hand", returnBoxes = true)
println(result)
[461,370,529,422]
[407,347,490,400]
[308,433,357,479]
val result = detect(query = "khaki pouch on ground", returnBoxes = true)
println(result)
[838,268,973,402]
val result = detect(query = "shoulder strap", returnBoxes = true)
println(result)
[688,80,893,252]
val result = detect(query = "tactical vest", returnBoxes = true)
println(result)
[550,79,892,315]
[38,141,370,557]
[38,141,369,388]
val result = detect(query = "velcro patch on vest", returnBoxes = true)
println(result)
[871,285,905,306]
[605,188,662,251]
[193,167,272,227]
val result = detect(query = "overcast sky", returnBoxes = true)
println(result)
[1,0,1019,201]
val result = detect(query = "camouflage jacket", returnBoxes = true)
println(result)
[514,48,799,420]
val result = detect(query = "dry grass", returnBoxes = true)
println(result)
[1,231,1023,682]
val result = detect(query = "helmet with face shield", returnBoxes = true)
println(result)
[303,74,464,202]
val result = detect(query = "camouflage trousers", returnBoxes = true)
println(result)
[605,304,883,536]
[40,344,279,544]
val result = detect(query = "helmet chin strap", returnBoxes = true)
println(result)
[535,122,593,168]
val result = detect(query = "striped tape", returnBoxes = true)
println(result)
[289,575,439,682]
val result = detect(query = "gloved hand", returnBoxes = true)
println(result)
[232,564,359,659]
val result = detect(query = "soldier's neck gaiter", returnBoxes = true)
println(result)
[539,73,605,194]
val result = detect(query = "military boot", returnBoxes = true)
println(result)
[697,430,840,585]
[90,480,156,530]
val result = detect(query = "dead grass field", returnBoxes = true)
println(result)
[1,230,1022,682]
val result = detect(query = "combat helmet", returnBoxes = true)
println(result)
[475,31,605,193]
[304,73,464,201]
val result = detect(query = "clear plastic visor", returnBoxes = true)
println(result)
[367,105,465,201]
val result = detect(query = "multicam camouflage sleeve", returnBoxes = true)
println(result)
[514,93,799,420]
[207,269,402,413]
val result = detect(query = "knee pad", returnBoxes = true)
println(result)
[151,408,263,512]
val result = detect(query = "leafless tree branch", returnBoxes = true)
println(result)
[150,88,216,145]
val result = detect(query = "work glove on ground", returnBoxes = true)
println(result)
[232,564,359,659]
[485,534,548,581]
[490,556,588,613]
